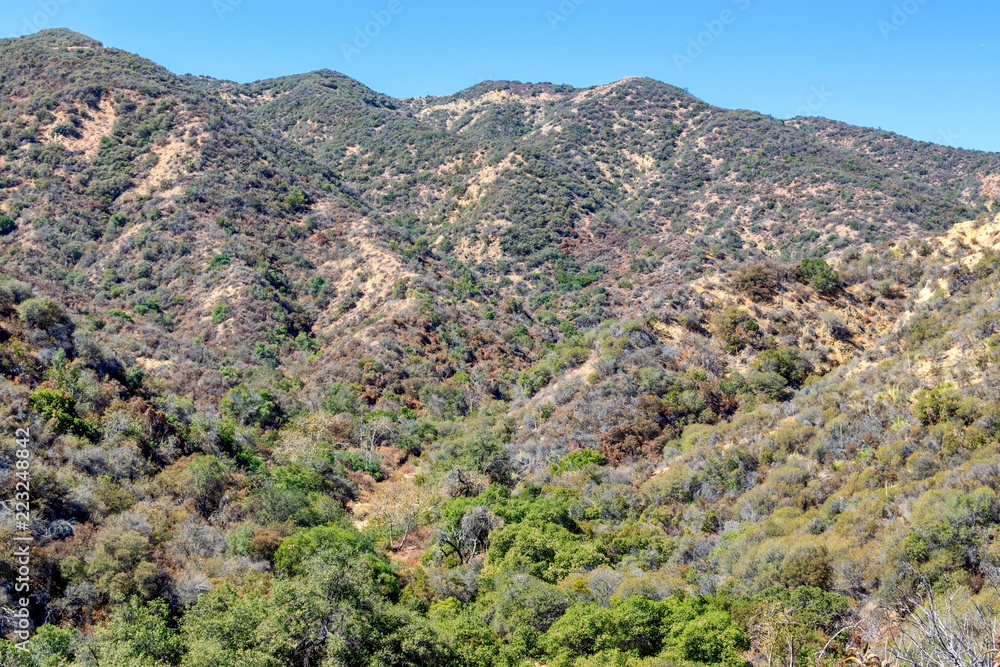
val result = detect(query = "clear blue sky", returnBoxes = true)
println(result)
[4,0,998,152]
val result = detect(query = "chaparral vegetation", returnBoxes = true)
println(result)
[2,28,1000,667]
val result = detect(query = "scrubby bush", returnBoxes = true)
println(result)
[0,279,33,312]
[913,383,974,425]
[220,386,283,428]
[551,449,607,475]
[28,388,100,440]
[710,306,765,352]
[324,381,358,415]
[793,258,839,293]
[211,303,231,323]
[86,529,160,602]
[187,454,228,516]
[19,297,72,331]
[733,263,780,301]
[753,347,812,387]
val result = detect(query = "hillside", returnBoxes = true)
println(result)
[2,28,1000,667]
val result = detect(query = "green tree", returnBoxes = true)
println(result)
[86,530,159,602]
[429,598,499,667]
[181,576,278,667]
[20,624,78,667]
[607,596,668,657]
[485,520,607,583]
[185,525,452,667]
[91,598,179,667]
[542,602,610,664]
[662,598,750,666]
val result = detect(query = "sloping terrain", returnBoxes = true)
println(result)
[2,28,1000,667]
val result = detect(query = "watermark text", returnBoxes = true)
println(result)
[3,427,33,651]
[673,0,751,73]
[341,0,403,63]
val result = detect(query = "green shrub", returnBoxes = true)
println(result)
[551,449,607,475]
[92,598,179,665]
[336,451,384,480]
[208,253,233,270]
[519,365,553,397]
[710,306,764,352]
[753,347,812,387]
[325,382,358,415]
[51,122,80,138]
[486,520,607,583]
[211,303,231,323]
[420,382,468,418]
[309,275,327,296]
[124,366,144,390]
[28,388,100,440]
[677,310,701,331]
[281,188,309,212]
[0,279,32,310]
[793,258,839,293]
[131,261,152,279]
[542,596,749,665]
[0,215,15,235]
[18,297,70,330]
[221,386,283,428]
[746,370,789,401]
[216,216,236,234]
[294,332,318,352]
[107,309,133,322]
[641,466,699,504]
[86,530,159,602]
[254,342,279,367]
[272,523,371,575]
[913,383,974,425]
[905,312,946,347]
[187,454,228,516]
[134,298,160,315]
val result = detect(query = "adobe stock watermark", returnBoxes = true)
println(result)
[546,0,585,30]
[793,85,834,118]
[936,127,960,147]
[213,0,243,21]
[878,0,930,40]
[7,0,73,39]
[673,0,752,73]
[2,428,34,651]
[340,0,403,64]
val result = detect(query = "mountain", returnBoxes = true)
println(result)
[2,28,1000,666]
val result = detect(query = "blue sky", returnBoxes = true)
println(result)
[4,0,999,151]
